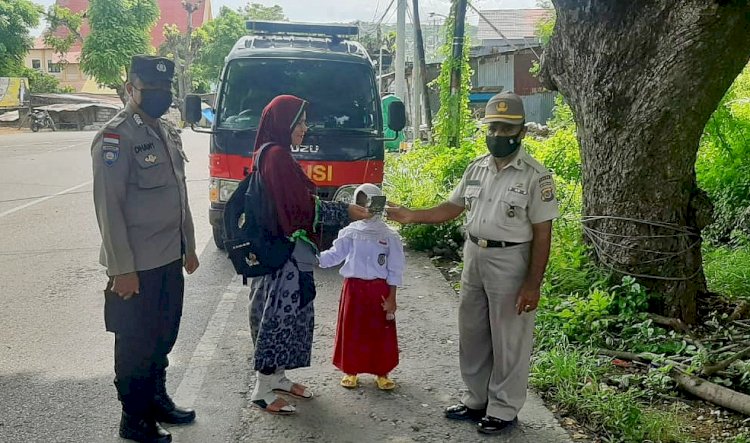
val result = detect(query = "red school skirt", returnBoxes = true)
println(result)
[333,278,399,376]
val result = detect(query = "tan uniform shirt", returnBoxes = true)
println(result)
[449,148,560,242]
[92,104,196,276]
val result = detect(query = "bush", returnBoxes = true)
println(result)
[697,64,750,245]
[531,341,687,443]
[384,138,485,255]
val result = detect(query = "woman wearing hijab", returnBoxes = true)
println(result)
[248,95,370,415]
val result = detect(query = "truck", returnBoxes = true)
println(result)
[184,21,405,249]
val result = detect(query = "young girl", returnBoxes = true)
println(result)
[319,184,406,390]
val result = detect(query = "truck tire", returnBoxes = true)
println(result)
[213,226,225,250]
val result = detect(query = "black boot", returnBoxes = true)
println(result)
[120,411,172,443]
[152,371,196,424]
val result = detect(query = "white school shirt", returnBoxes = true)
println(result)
[318,219,406,286]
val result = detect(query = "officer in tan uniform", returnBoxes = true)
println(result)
[92,55,198,443]
[388,91,559,435]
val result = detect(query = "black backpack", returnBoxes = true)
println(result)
[223,143,294,284]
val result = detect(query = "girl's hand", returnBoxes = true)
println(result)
[381,295,397,315]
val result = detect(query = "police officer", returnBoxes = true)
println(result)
[92,55,198,443]
[387,92,559,434]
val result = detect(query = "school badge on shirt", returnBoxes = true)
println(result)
[378,253,387,266]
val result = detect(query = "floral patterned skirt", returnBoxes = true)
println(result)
[249,260,315,372]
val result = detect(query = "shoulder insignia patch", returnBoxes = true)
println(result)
[102,145,119,167]
[103,133,120,145]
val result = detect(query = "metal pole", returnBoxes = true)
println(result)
[379,46,384,94]
[413,0,432,131]
[449,0,467,148]
[395,0,407,101]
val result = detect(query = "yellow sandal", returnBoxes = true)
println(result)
[340,374,359,389]
[375,376,396,391]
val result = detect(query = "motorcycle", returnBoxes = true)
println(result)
[29,110,56,132]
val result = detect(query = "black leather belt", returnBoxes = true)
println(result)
[468,233,526,248]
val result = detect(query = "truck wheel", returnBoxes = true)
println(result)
[213,226,225,250]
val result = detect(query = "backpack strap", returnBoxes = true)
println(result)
[252,142,276,173]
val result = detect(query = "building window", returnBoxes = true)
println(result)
[32,59,41,70]
[48,61,62,73]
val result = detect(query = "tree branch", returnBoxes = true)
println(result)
[702,345,750,377]
[598,348,750,416]
[648,313,689,333]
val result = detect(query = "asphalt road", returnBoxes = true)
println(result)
[0,129,573,443]
[0,129,250,442]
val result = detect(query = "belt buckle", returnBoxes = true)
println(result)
[478,238,488,248]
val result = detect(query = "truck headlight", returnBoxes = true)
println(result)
[209,178,240,203]
[333,185,358,204]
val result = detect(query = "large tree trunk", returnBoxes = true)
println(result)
[541,1,750,323]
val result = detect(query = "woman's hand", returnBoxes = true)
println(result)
[347,204,372,221]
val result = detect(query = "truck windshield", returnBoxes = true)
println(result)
[217,58,378,131]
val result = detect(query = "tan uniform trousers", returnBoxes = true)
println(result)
[458,239,535,421]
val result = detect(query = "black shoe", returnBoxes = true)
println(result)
[152,394,196,424]
[444,403,486,422]
[476,416,518,435]
[120,411,172,443]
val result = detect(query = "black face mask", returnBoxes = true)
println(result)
[135,88,173,119]
[486,134,521,158]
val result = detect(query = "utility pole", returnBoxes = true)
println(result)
[449,0,468,148]
[395,0,407,102]
[180,0,202,103]
[412,0,432,133]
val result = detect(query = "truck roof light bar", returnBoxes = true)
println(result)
[246,21,359,39]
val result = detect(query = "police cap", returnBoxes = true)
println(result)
[129,55,174,83]
[483,91,525,125]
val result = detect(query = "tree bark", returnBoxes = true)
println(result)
[541,1,750,324]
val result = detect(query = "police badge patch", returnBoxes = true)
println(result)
[541,185,555,202]
[102,145,119,167]
[378,253,387,266]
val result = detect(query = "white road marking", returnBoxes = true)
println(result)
[0,180,92,219]
[173,274,242,407]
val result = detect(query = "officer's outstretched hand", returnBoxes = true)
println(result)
[385,202,413,224]
[113,273,140,300]
[515,285,541,315]
[184,252,200,275]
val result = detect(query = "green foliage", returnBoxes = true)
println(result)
[13,66,74,93]
[193,4,287,88]
[703,243,750,299]
[431,14,473,146]
[531,342,687,443]
[384,9,477,253]
[697,64,750,244]
[80,0,160,90]
[43,4,84,56]
[383,138,484,254]
[0,0,40,76]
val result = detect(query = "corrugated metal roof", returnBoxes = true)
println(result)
[477,9,553,42]
[36,103,121,112]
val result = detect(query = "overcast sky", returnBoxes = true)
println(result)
[32,0,539,34]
